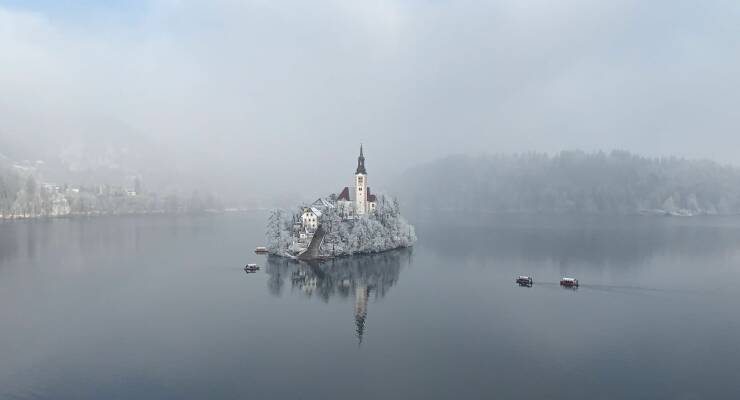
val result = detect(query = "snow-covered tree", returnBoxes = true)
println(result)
[393,151,740,216]
[266,193,417,258]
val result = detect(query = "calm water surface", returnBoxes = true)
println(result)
[1,213,739,399]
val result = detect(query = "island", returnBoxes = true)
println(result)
[265,146,416,260]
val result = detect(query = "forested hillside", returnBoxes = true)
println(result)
[395,151,740,216]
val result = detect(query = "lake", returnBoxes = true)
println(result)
[1,213,739,399]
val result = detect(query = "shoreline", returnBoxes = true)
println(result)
[266,244,415,263]
[0,208,273,221]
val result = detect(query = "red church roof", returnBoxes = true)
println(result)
[366,187,376,202]
[338,187,351,201]
[337,186,376,203]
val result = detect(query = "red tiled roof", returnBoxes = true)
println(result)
[338,187,351,201]
[366,187,376,202]
[337,186,377,202]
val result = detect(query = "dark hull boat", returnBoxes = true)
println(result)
[560,277,579,288]
[244,263,260,272]
[516,276,534,286]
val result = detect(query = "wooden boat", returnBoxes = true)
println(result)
[244,263,260,272]
[254,246,269,254]
[516,276,533,286]
[560,277,579,288]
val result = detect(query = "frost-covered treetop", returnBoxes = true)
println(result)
[266,194,416,258]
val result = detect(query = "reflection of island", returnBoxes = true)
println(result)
[265,248,411,344]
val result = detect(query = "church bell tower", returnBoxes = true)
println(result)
[355,145,367,214]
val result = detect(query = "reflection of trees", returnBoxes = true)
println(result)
[0,221,19,263]
[418,215,740,269]
[265,249,410,344]
[265,249,407,300]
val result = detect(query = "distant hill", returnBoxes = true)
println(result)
[393,150,740,216]
[0,118,174,192]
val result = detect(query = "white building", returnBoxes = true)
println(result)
[298,146,378,232]
[300,197,336,232]
[337,145,377,215]
[300,207,322,231]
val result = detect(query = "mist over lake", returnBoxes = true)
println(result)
[1,213,739,399]
[3,0,740,398]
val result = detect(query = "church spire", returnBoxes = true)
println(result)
[355,144,367,175]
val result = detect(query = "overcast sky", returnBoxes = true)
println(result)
[1,0,739,201]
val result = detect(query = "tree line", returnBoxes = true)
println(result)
[266,194,416,257]
[394,150,740,215]
[0,165,221,218]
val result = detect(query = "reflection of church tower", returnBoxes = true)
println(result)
[354,284,369,345]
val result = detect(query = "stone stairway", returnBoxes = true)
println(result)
[297,224,326,260]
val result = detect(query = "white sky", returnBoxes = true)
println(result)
[1,0,739,200]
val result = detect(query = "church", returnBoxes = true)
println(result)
[299,145,377,236]
[337,145,377,215]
